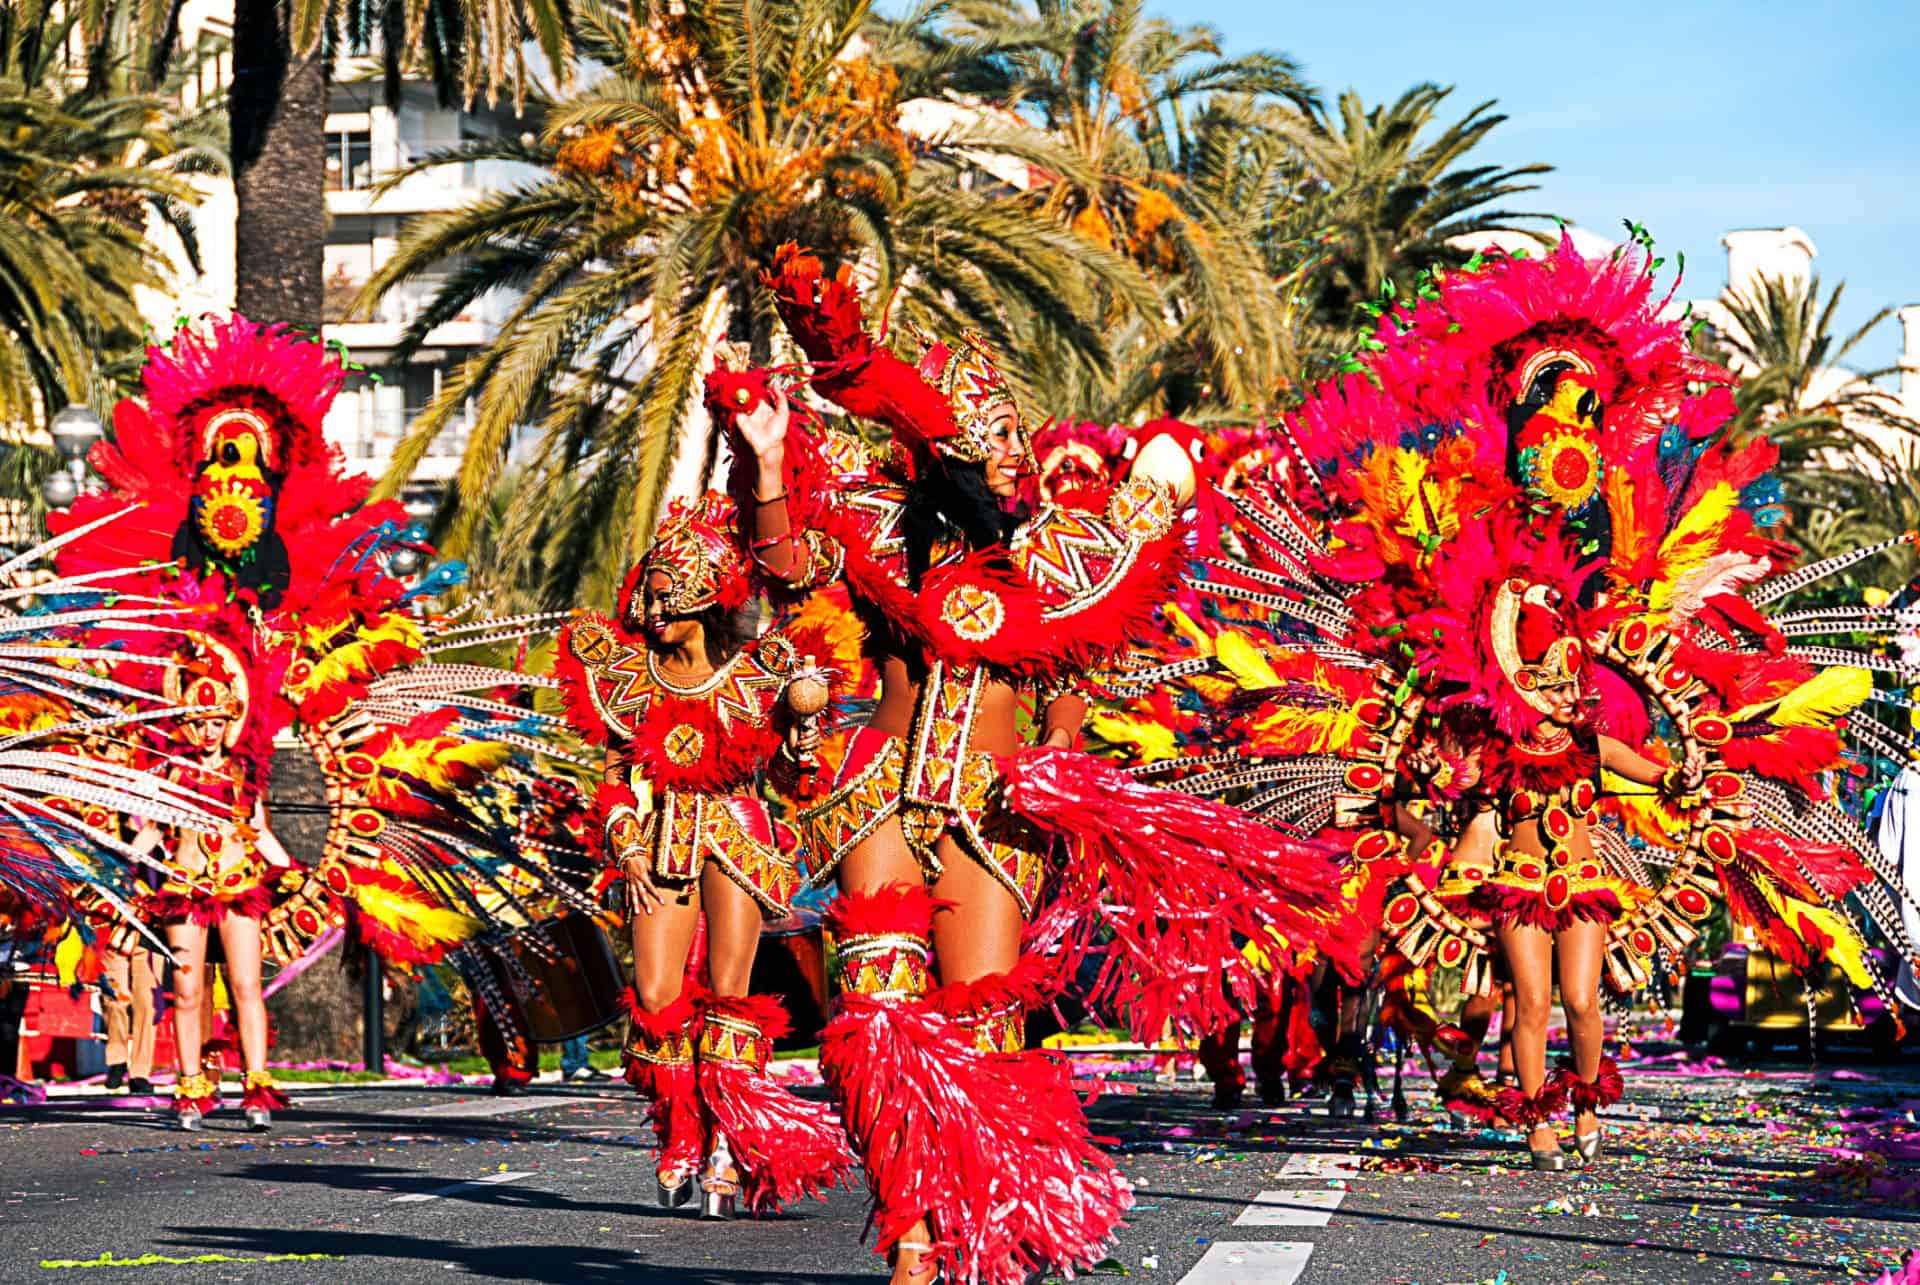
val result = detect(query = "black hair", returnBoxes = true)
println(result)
[901,457,1024,589]
[698,601,759,668]
[621,572,759,668]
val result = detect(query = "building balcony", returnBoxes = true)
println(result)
[323,278,516,352]
[325,155,542,217]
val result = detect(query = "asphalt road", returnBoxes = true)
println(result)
[2,1057,1916,1284]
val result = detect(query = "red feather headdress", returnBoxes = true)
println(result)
[622,490,753,622]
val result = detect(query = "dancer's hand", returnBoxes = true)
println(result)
[622,854,663,918]
[736,389,790,477]
[1679,742,1707,793]
[785,719,822,761]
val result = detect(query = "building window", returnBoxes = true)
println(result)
[326,130,374,191]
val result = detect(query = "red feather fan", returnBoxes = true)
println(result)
[1002,746,1350,1042]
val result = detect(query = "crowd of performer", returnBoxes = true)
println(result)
[2,232,1918,1284]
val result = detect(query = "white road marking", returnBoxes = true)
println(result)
[391,1171,533,1204]
[1233,1188,1347,1228]
[1277,1150,1363,1179]
[1177,1241,1314,1284]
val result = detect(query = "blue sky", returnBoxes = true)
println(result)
[1179,0,1919,371]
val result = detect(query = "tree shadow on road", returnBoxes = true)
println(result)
[160,1227,875,1283]
[221,1161,847,1223]
[1127,1185,1845,1275]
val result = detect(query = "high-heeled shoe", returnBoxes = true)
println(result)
[654,1164,694,1209]
[1570,1129,1602,1165]
[699,1137,738,1220]
[1527,1125,1568,1171]
[1530,1147,1570,1172]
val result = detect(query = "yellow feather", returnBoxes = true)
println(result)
[1603,767,1684,847]
[1730,666,1872,728]
[1757,888,1875,990]
[54,928,84,987]
[354,878,481,951]
[1604,466,1650,589]
[1215,628,1283,691]
[1650,482,1739,611]
[1090,712,1178,762]
[788,592,866,676]
[1249,705,1361,754]
[376,736,510,792]
[1162,604,1214,655]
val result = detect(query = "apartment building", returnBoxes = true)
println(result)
[319,72,541,486]
[134,4,541,496]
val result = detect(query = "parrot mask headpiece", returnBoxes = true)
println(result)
[141,315,345,607]
[1505,346,1607,515]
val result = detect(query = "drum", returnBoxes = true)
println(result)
[480,914,626,1043]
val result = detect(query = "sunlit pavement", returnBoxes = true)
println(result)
[2,1055,1916,1284]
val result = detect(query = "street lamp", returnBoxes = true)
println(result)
[401,491,438,528]
[40,470,78,509]
[48,405,104,466]
[42,404,105,512]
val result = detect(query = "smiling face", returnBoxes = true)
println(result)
[639,570,704,652]
[981,405,1025,498]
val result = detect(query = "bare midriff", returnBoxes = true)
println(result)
[1506,814,1595,864]
[868,655,1025,754]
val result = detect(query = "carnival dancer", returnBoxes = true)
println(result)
[129,633,291,1130]
[555,492,852,1219]
[1450,562,1701,1167]
[1115,231,1920,1170]
[711,246,1348,1285]
[48,316,599,1130]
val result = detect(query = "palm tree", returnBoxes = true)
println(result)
[355,0,1152,609]
[0,10,217,453]
[41,0,572,326]
[1698,274,1920,592]
[872,0,1314,418]
[1262,83,1551,359]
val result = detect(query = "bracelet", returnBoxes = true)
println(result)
[751,533,793,552]
[752,489,787,504]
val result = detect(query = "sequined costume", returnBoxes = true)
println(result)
[1108,233,1920,1136]
[554,492,851,1214]
[48,317,595,1123]
[709,246,1350,1283]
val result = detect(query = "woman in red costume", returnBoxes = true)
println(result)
[555,492,851,1219]
[1463,576,1701,1167]
[713,247,1346,1285]
[131,635,293,1131]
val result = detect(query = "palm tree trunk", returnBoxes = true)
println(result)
[229,0,327,327]
[700,286,773,489]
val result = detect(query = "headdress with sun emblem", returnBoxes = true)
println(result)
[135,316,347,606]
[622,491,754,622]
